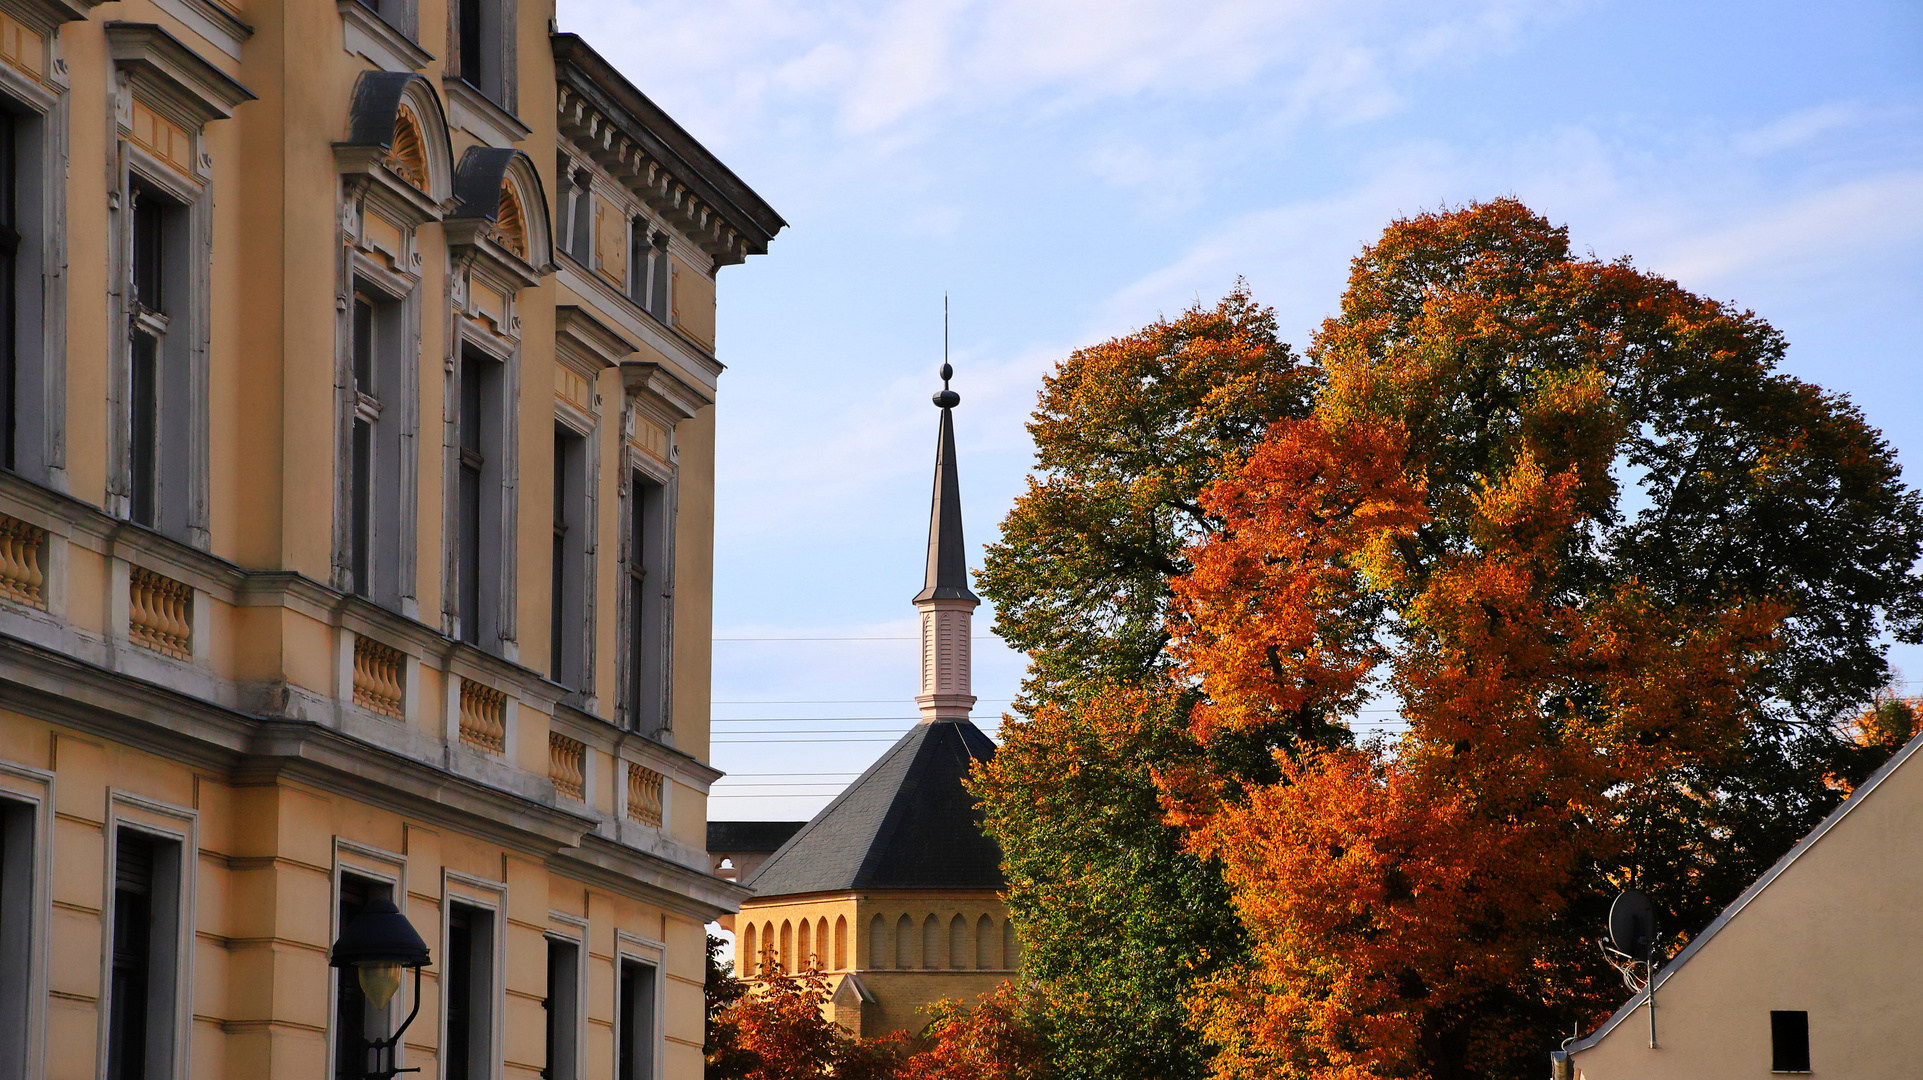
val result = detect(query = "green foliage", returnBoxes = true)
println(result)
[974,286,1318,1080]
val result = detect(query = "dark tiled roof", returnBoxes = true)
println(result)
[707,820,807,853]
[742,718,1004,896]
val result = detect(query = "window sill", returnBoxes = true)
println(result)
[445,77,530,148]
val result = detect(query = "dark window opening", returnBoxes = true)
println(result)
[107,829,178,1080]
[456,0,503,104]
[0,109,17,473]
[129,331,158,528]
[334,875,395,1080]
[126,182,187,538]
[617,958,655,1080]
[543,938,579,1080]
[551,427,585,687]
[444,903,492,1080]
[0,799,34,1080]
[1771,1010,1810,1072]
[350,296,376,596]
[625,472,666,733]
[456,352,502,648]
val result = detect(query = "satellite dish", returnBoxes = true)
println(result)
[1609,889,1656,954]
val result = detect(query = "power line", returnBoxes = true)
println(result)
[712,636,1010,642]
[713,698,1016,705]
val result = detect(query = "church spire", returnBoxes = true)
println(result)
[913,345,979,723]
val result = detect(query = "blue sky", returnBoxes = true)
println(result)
[555,0,1923,820]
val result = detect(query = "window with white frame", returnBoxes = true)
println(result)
[616,956,657,1080]
[0,94,53,484]
[333,873,396,1080]
[107,827,184,1080]
[544,936,581,1080]
[444,902,495,1080]
[349,286,410,604]
[624,468,668,733]
[626,222,669,322]
[550,424,588,687]
[0,796,34,1080]
[126,180,190,535]
[455,348,506,650]
[454,0,509,107]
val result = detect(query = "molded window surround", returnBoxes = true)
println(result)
[615,932,663,1080]
[338,263,418,613]
[103,792,197,1080]
[0,759,51,1080]
[332,839,408,1080]
[104,23,253,548]
[441,872,505,1080]
[0,15,71,492]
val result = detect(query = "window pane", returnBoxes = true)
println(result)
[132,189,165,314]
[107,833,155,1080]
[130,332,159,527]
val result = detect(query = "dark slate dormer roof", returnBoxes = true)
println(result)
[708,820,806,853]
[742,719,1004,896]
[915,406,977,603]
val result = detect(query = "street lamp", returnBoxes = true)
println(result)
[329,897,433,1080]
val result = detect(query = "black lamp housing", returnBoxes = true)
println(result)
[329,898,432,970]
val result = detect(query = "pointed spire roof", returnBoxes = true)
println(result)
[915,362,977,604]
[740,716,1005,895]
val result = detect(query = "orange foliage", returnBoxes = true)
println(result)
[1161,200,1788,1078]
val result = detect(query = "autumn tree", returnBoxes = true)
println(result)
[974,287,1318,1079]
[899,982,1055,1080]
[1161,199,1923,1077]
[705,964,907,1080]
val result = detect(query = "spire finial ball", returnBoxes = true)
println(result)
[933,388,960,409]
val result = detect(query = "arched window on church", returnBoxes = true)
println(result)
[779,920,793,974]
[949,914,968,970]
[896,914,915,969]
[923,914,941,970]
[835,916,849,970]
[976,915,995,969]
[1002,918,1018,970]
[817,918,830,968]
[762,921,774,974]
[797,919,811,971]
[741,923,757,976]
[869,914,886,968]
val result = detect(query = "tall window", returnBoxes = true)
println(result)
[627,225,668,322]
[0,799,33,1080]
[128,186,168,529]
[1771,1011,1811,1073]
[0,101,47,484]
[544,938,579,1080]
[456,0,505,104]
[616,958,656,1080]
[334,876,393,1080]
[457,352,503,649]
[551,427,587,686]
[0,109,15,474]
[108,829,181,1080]
[625,472,667,732]
[445,904,494,1080]
[347,287,407,606]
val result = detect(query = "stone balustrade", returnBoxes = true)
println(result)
[458,678,508,754]
[0,514,47,610]
[352,635,406,719]
[129,566,192,659]
[627,763,663,827]
[550,731,586,800]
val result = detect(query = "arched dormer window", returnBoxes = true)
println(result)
[495,178,526,258]
[337,71,453,222]
[387,103,430,194]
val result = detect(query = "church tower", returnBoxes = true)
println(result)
[914,363,980,725]
[718,364,1016,1037]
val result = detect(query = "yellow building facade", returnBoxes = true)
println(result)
[1554,730,1923,1078]
[0,2,781,1078]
